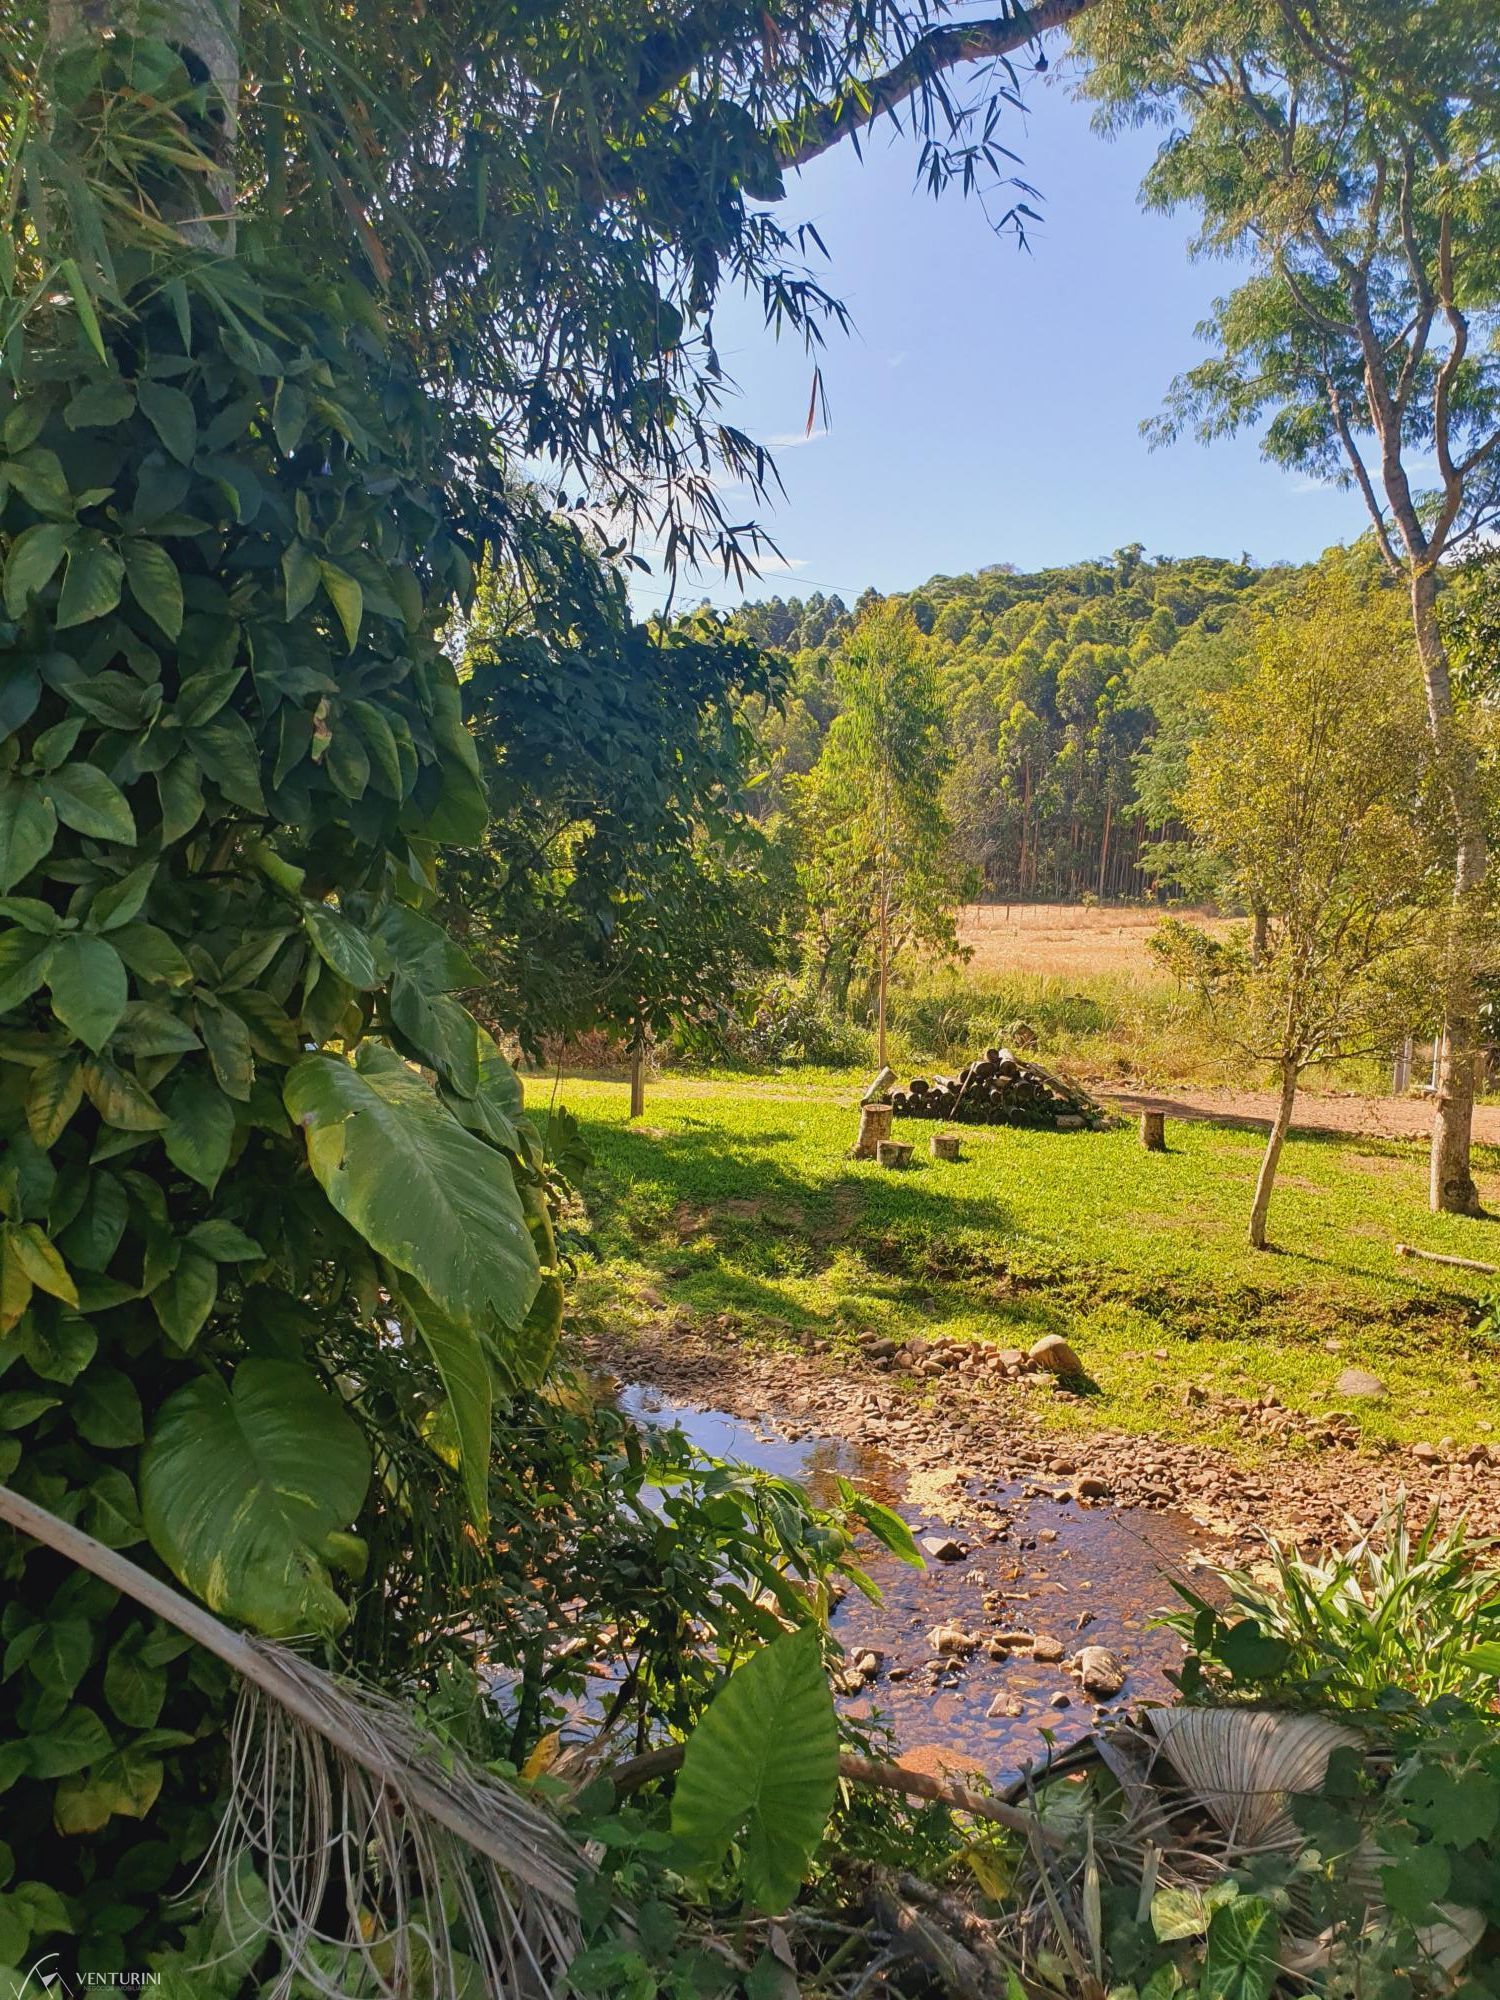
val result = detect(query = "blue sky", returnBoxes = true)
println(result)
[627,71,1368,619]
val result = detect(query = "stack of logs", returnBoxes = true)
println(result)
[890,1048,1103,1130]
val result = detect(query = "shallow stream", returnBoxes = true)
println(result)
[619,1384,1200,1781]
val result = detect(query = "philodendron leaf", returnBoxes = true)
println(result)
[670,1623,839,1912]
[391,1275,492,1530]
[1201,1894,1279,2000]
[284,1043,540,1336]
[140,1359,370,1637]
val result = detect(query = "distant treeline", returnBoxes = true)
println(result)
[734,547,1305,902]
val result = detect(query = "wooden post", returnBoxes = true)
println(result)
[852,1102,893,1159]
[629,1034,646,1120]
[1140,1108,1166,1151]
[876,1140,913,1170]
[930,1132,961,1162]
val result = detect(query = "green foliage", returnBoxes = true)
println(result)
[671,1623,839,1912]
[789,601,967,1021]
[1165,1497,1500,1710]
[445,545,786,1057]
[739,552,1283,909]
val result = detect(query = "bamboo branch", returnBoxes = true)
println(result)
[778,0,1093,169]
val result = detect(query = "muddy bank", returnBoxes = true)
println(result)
[618,1383,1196,1780]
[587,1317,1500,1568]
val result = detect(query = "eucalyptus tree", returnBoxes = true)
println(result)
[1079,0,1500,1213]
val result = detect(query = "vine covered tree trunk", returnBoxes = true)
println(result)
[1413,564,1486,1216]
[1248,1059,1300,1251]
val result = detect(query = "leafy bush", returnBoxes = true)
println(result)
[1165,1496,1500,1709]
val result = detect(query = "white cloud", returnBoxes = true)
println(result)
[764,427,828,449]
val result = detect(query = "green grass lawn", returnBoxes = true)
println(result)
[554,1070,1500,1458]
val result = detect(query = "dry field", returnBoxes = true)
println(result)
[956,900,1234,983]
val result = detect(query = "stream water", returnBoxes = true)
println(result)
[619,1385,1200,1782]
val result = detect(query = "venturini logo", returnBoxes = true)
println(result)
[16,1966,161,1998]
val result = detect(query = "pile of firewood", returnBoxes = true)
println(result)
[888,1048,1103,1130]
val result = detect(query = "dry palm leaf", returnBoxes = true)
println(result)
[0,1483,585,2000]
[1140,1707,1360,1852]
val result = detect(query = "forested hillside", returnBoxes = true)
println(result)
[737,548,1303,900]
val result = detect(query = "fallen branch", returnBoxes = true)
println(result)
[608,1741,1065,1845]
[1394,1242,1499,1274]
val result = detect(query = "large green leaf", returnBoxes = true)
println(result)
[56,533,124,629]
[162,1072,235,1191]
[121,538,183,640]
[670,1623,839,1912]
[140,1360,370,1637]
[46,934,127,1052]
[0,778,57,891]
[3,522,68,618]
[1201,1895,1280,2000]
[391,1275,492,1530]
[43,765,137,845]
[302,903,385,990]
[284,1044,540,1334]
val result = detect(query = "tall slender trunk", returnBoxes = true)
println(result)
[1096,795,1113,899]
[1412,564,1486,1215]
[876,867,889,1070]
[629,1028,645,1120]
[1250,901,1268,967]
[1249,1058,1300,1251]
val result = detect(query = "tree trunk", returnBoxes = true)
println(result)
[53,0,240,246]
[1250,901,1268,967]
[1248,1059,1299,1251]
[1413,564,1486,1215]
[629,1032,645,1120]
[876,868,890,1071]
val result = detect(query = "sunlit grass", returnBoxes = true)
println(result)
[556,1070,1500,1459]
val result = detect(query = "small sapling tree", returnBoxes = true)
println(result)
[794,602,966,1061]
[1170,565,1446,1249]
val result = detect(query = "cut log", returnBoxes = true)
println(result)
[1140,1108,1166,1151]
[863,1064,897,1105]
[852,1101,894,1159]
[930,1132,961,1161]
[877,1140,914,1170]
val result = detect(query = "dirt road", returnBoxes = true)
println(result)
[1099,1083,1500,1148]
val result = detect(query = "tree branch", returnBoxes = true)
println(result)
[778,0,1094,170]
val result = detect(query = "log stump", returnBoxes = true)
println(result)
[852,1101,893,1159]
[1140,1108,1166,1152]
[930,1132,961,1162]
[876,1139,914,1170]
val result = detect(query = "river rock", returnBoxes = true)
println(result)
[921,1534,967,1562]
[928,1624,977,1655]
[1412,1442,1442,1465]
[1076,1474,1110,1500]
[1029,1335,1083,1376]
[987,1693,1024,1719]
[1333,1367,1386,1401]
[1071,1646,1126,1697]
[1030,1635,1065,1663]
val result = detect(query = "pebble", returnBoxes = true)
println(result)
[1047,1691,1071,1709]
[1030,1635,1065,1663]
[1333,1367,1387,1401]
[921,1534,967,1562]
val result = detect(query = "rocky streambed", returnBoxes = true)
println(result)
[587,1313,1500,1780]
[618,1382,1197,1778]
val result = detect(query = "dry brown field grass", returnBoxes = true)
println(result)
[955,900,1236,984]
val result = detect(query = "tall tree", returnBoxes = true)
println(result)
[1080,0,1500,1212]
[794,601,965,1055]
[1166,564,1443,1249]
